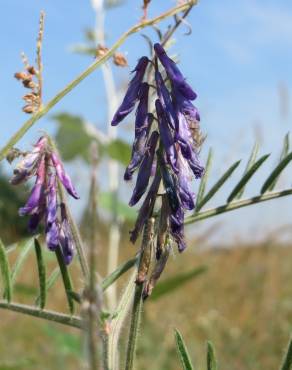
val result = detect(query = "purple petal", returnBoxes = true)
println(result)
[154,43,197,101]
[169,206,186,252]
[124,114,153,181]
[160,157,180,213]
[155,70,176,129]
[18,157,46,216]
[46,174,58,225]
[130,171,161,244]
[129,131,159,206]
[51,153,79,199]
[155,99,178,173]
[177,154,195,210]
[46,221,59,250]
[111,56,149,126]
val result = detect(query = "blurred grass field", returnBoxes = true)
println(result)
[1,236,292,370]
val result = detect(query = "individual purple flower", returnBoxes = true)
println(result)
[51,152,79,199]
[129,131,159,206]
[46,174,59,250]
[124,83,152,181]
[18,156,46,216]
[10,136,47,185]
[155,99,178,173]
[59,203,74,265]
[176,153,195,211]
[170,206,186,253]
[155,70,176,129]
[111,56,149,126]
[154,43,197,101]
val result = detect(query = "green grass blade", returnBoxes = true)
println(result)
[227,154,270,203]
[0,239,12,302]
[150,266,207,301]
[10,237,34,286]
[34,238,46,309]
[196,148,213,211]
[55,247,75,315]
[207,341,217,370]
[280,337,292,370]
[261,152,292,194]
[174,329,194,370]
[196,160,241,211]
[235,141,259,199]
[35,267,60,306]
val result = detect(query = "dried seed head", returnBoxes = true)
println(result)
[14,72,28,80]
[113,52,128,67]
[22,79,36,89]
[27,65,37,75]
[6,148,23,164]
[22,104,35,114]
[96,45,109,58]
[22,93,39,102]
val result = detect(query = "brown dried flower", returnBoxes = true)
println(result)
[113,52,128,67]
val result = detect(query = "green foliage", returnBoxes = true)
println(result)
[55,247,75,315]
[35,267,59,306]
[54,113,131,165]
[34,238,46,309]
[281,338,292,370]
[174,329,194,370]
[196,148,213,209]
[150,266,207,301]
[207,341,217,370]
[10,238,34,288]
[0,239,12,302]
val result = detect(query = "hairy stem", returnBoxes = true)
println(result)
[0,300,82,329]
[185,188,292,225]
[0,0,197,163]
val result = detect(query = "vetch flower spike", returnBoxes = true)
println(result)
[10,136,79,264]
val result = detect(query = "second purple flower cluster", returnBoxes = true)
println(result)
[111,43,204,252]
[10,136,79,264]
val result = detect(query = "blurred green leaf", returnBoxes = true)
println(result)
[106,139,131,166]
[35,267,60,306]
[150,266,207,301]
[13,283,38,297]
[98,192,136,221]
[43,325,82,357]
[207,341,217,370]
[10,237,34,287]
[54,113,93,162]
[281,338,292,370]
[0,238,12,302]
[174,329,194,370]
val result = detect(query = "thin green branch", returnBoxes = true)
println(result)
[0,0,197,163]
[185,188,292,225]
[0,300,82,329]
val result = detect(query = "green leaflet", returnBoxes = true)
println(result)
[196,160,241,211]
[34,238,46,309]
[35,267,60,306]
[196,148,213,210]
[280,338,292,370]
[174,329,194,370]
[150,266,207,301]
[55,247,75,315]
[0,239,12,302]
[102,256,138,291]
[235,141,259,199]
[261,152,292,194]
[207,341,217,370]
[227,154,270,203]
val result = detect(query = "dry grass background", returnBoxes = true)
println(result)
[1,234,292,369]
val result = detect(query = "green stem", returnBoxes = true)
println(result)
[185,188,292,225]
[0,300,82,329]
[0,0,197,163]
[124,283,144,370]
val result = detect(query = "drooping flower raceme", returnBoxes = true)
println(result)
[111,43,204,255]
[10,136,79,264]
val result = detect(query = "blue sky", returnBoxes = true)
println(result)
[1,0,292,244]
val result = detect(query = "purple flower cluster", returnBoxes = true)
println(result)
[10,136,79,264]
[111,43,204,252]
